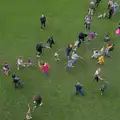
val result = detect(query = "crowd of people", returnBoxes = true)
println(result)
[2,0,119,119]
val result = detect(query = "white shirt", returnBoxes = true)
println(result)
[74,40,79,47]
[100,47,104,53]
[93,51,99,58]
[95,70,100,76]
[72,52,79,60]
[18,59,23,64]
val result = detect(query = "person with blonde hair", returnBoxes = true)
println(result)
[26,104,32,120]
[98,56,104,64]
[94,68,104,82]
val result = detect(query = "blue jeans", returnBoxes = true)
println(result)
[44,72,49,76]
[14,82,23,88]
[75,89,84,96]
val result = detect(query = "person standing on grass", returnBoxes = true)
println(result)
[66,44,73,60]
[38,61,50,76]
[40,14,46,29]
[75,82,84,96]
[3,61,10,76]
[46,37,55,49]
[100,84,106,95]
[32,95,43,112]
[12,74,23,88]
[108,7,114,19]
[26,104,32,120]
[36,43,45,57]
[84,14,92,31]
[95,0,102,7]
[89,1,95,15]
[17,56,25,70]
[78,32,88,43]
[94,68,104,82]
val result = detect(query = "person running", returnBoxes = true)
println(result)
[38,61,50,76]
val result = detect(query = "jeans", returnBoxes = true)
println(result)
[44,72,49,76]
[14,82,23,88]
[71,59,76,64]
[75,89,84,96]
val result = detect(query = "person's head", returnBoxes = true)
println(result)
[40,60,45,65]
[97,68,101,72]
[19,56,22,59]
[4,61,8,64]
[95,50,98,53]
[12,74,16,78]
[69,44,72,48]
[41,14,44,17]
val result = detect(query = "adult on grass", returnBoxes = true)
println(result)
[40,14,46,29]
[94,68,104,82]
[32,95,43,112]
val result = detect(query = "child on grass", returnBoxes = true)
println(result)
[3,61,10,76]
[98,56,104,64]
[17,56,25,70]
[38,61,50,76]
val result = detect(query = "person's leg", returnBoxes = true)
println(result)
[50,43,52,48]
[71,59,76,64]
[79,90,84,96]
[14,83,17,88]
[18,82,23,88]
[44,72,49,76]
[17,64,20,70]
[75,89,79,94]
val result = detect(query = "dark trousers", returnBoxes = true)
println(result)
[41,22,46,28]
[14,82,23,88]
[108,12,112,19]
[75,89,84,95]
[85,23,90,31]
[95,1,100,7]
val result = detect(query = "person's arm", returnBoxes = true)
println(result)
[38,61,40,67]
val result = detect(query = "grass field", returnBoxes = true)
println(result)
[0,0,120,120]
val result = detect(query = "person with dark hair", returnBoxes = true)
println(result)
[100,84,106,95]
[108,7,114,19]
[40,14,46,29]
[12,74,23,88]
[95,0,102,7]
[78,32,88,43]
[36,43,45,57]
[46,37,55,48]
[32,95,43,112]
[104,33,110,42]
[75,82,84,96]
[66,44,73,60]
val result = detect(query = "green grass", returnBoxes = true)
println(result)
[0,0,120,120]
